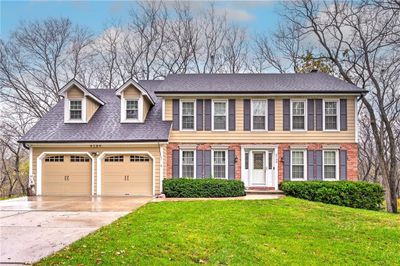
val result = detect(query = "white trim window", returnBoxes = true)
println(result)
[126,100,139,120]
[291,150,306,180]
[69,100,83,120]
[291,100,307,130]
[212,150,228,179]
[323,150,339,180]
[212,100,228,131]
[180,100,196,130]
[251,100,267,130]
[323,100,340,131]
[180,150,195,178]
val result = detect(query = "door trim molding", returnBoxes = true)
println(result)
[37,152,95,196]
[97,151,156,196]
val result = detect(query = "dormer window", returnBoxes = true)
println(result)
[126,100,139,120]
[69,100,82,120]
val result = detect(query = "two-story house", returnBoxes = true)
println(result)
[19,72,366,196]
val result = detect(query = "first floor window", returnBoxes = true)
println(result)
[324,100,339,130]
[291,150,306,180]
[291,100,306,130]
[252,100,267,130]
[70,100,82,120]
[181,150,195,178]
[213,101,227,130]
[181,101,195,130]
[324,150,338,180]
[126,100,139,120]
[213,150,227,179]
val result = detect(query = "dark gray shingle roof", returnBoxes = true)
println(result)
[155,73,366,94]
[20,80,171,143]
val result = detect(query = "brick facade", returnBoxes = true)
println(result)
[167,143,358,185]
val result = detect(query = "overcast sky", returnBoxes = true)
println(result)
[0,0,284,39]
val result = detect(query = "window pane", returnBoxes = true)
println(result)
[324,151,336,165]
[214,165,226,178]
[214,151,225,164]
[325,102,337,115]
[325,116,337,130]
[292,151,304,164]
[253,116,265,130]
[292,165,304,179]
[245,152,249,170]
[292,116,305,130]
[182,116,194,129]
[214,116,226,130]
[70,101,82,110]
[292,102,304,115]
[126,100,138,110]
[253,153,264,169]
[182,151,194,178]
[252,101,266,116]
[182,102,194,116]
[126,110,138,119]
[182,165,194,178]
[324,166,336,179]
[70,110,82,119]
[214,102,226,115]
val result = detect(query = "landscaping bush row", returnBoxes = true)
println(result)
[280,181,384,211]
[163,178,246,198]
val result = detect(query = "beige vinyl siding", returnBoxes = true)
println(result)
[66,85,84,98]
[163,96,357,144]
[143,98,151,120]
[31,144,162,195]
[86,97,100,121]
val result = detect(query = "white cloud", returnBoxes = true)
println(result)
[216,7,255,22]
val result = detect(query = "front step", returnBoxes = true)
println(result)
[245,190,284,195]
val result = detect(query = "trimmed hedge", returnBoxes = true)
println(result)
[163,178,246,198]
[280,181,384,211]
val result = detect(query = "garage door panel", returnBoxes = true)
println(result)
[42,155,91,196]
[102,154,152,196]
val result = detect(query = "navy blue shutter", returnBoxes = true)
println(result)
[315,99,323,131]
[244,99,251,131]
[307,150,315,180]
[283,99,290,131]
[228,150,235,179]
[229,99,236,131]
[307,99,315,131]
[340,150,347,180]
[268,99,275,131]
[204,99,212,131]
[196,150,204,178]
[172,99,179,130]
[172,149,179,178]
[283,150,290,181]
[196,100,203,131]
[315,150,323,180]
[204,150,212,178]
[340,99,347,131]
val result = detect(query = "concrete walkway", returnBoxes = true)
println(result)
[0,196,151,265]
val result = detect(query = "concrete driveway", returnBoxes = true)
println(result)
[0,196,151,265]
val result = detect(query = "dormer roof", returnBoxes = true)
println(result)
[59,79,105,105]
[115,78,155,105]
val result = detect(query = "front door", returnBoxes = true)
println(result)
[251,151,266,185]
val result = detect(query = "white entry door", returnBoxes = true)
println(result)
[251,151,266,185]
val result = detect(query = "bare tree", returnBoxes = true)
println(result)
[282,0,400,212]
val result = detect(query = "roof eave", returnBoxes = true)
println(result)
[59,79,105,105]
[116,79,155,105]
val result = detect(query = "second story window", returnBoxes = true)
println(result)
[181,100,195,130]
[291,100,306,130]
[126,100,139,120]
[70,100,82,120]
[252,100,267,130]
[212,100,228,131]
[324,100,339,130]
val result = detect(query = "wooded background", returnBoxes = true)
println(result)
[0,0,399,212]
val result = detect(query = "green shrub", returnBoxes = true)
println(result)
[163,178,246,198]
[280,181,384,211]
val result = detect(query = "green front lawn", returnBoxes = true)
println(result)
[38,198,399,265]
